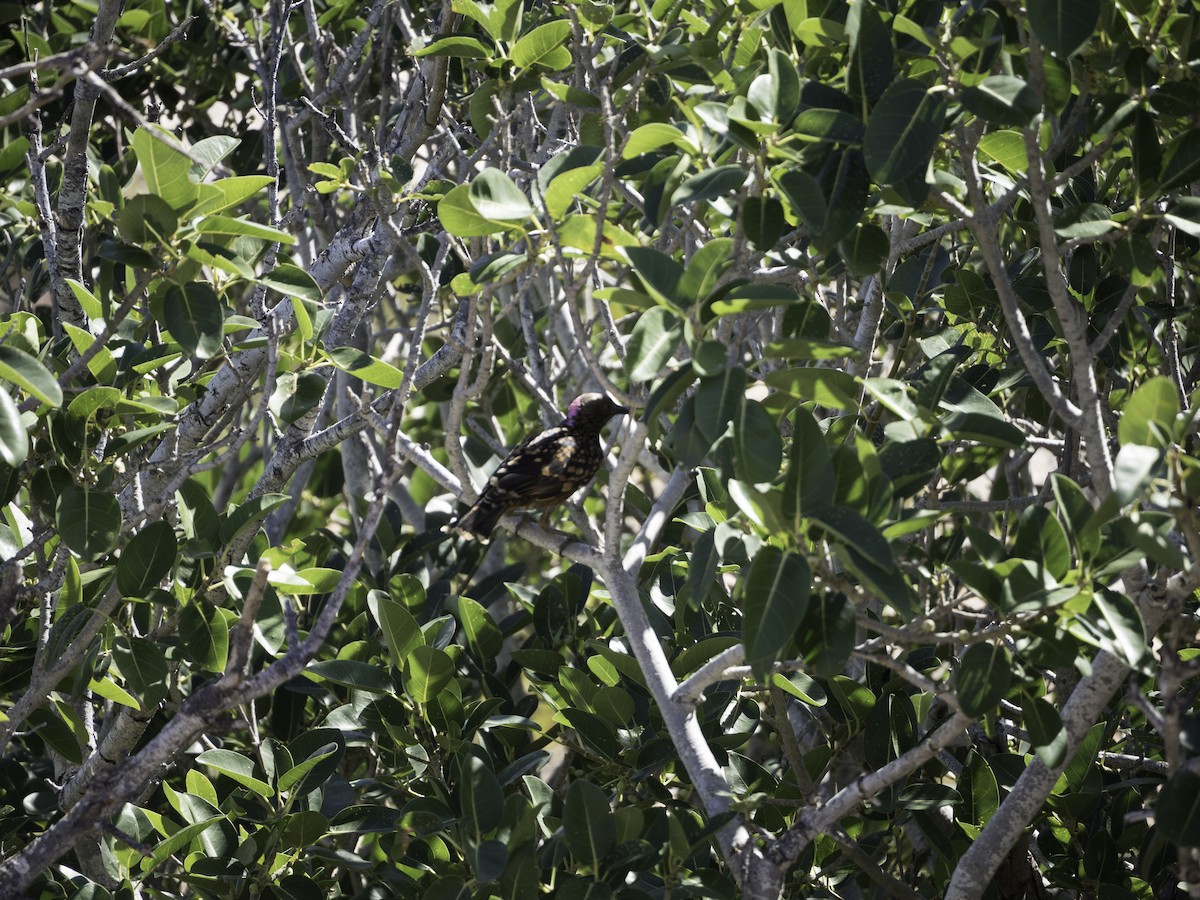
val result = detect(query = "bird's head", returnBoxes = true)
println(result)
[565,393,629,431]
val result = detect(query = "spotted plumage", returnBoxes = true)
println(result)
[449,393,629,539]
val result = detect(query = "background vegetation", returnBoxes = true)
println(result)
[2,0,1200,897]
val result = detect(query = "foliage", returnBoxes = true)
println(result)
[1,0,1200,898]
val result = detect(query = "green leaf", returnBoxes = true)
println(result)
[62,323,117,383]
[771,671,827,706]
[743,196,788,250]
[623,247,684,310]
[1027,0,1100,58]
[0,390,26,467]
[405,645,454,703]
[669,165,747,206]
[765,366,859,409]
[57,486,122,560]
[324,347,404,388]
[117,520,178,596]
[560,707,619,759]
[812,505,892,570]
[0,344,63,408]
[367,591,424,670]
[838,223,889,275]
[978,130,1031,173]
[451,595,503,660]
[163,283,224,359]
[1076,588,1148,669]
[259,263,323,303]
[179,602,230,672]
[219,493,290,544]
[1119,376,1179,447]
[1012,507,1071,582]
[112,636,169,709]
[685,529,720,606]
[510,20,572,70]
[118,193,179,244]
[863,79,945,183]
[1159,129,1200,194]
[743,546,811,676]
[790,108,865,144]
[733,399,783,484]
[794,593,855,678]
[1023,695,1068,768]
[413,35,493,58]
[710,284,802,315]
[146,817,223,872]
[564,780,616,871]
[622,123,687,159]
[1165,196,1200,237]
[776,169,826,233]
[469,168,534,220]
[459,755,504,835]
[625,307,682,382]
[196,748,273,797]
[439,184,510,236]
[307,659,394,694]
[694,366,745,449]
[193,214,295,244]
[846,0,892,104]
[1155,772,1200,846]
[543,163,603,218]
[131,125,198,210]
[782,407,834,527]
[956,643,1011,717]
[960,76,1040,127]
[1113,443,1160,506]
[190,174,275,216]
[270,371,326,424]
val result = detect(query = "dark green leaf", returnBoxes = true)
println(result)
[623,247,684,310]
[112,635,170,709]
[956,643,1011,717]
[693,366,745,447]
[459,755,504,834]
[669,165,747,207]
[742,546,811,676]
[846,0,892,104]
[564,780,616,870]
[57,486,122,560]
[1028,0,1099,58]
[960,76,1040,126]
[164,283,224,359]
[1024,695,1068,768]
[794,593,855,678]
[1156,772,1200,846]
[117,520,178,596]
[782,407,834,527]
[863,79,945,183]
[179,602,230,672]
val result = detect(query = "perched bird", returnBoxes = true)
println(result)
[449,393,629,539]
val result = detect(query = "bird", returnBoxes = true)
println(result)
[449,393,629,539]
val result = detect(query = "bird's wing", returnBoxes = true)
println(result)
[487,426,579,502]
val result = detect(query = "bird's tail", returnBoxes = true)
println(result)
[448,497,505,539]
